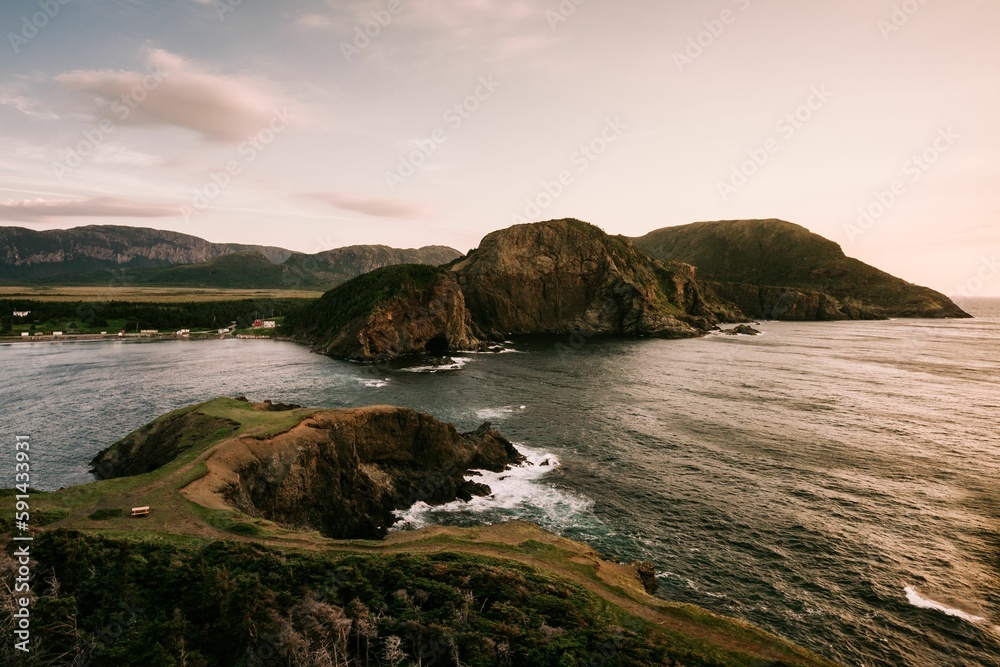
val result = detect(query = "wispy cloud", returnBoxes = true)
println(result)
[55,48,289,143]
[307,192,428,219]
[295,13,335,30]
[0,197,181,223]
[0,88,59,120]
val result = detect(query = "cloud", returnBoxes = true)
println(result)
[296,13,335,30]
[307,192,428,219]
[0,88,59,120]
[0,197,182,223]
[90,144,164,167]
[55,49,288,143]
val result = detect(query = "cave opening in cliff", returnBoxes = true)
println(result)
[425,335,449,353]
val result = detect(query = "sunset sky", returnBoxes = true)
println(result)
[1,0,997,296]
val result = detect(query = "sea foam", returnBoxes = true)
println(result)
[904,586,985,624]
[392,445,593,532]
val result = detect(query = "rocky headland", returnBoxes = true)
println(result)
[634,219,970,320]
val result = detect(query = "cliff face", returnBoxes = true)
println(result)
[708,282,882,321]
[634,219,970,320]
[200,406,523,539]
[0,225,292,280]
[283,265,483,360]
[450,219,743,338]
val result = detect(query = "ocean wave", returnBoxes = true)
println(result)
[904,586,985,624]
[358,378,389,388]
[392,446,593,532]
[402,357,471,373]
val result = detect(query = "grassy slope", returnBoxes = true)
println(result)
[281,263,445,340]
[9,398,838,667]
[634,219,968,317]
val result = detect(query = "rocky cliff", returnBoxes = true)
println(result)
[91,399,523,539]
[707,282,882,321]
[450,219,743,338]
[283,264,483,360]
[210,406,523,539]
[634,219,970,320]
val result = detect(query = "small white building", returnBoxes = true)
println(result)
[261,320,277,329]
[140,329,159,335]
[53,331,63,337]
[21,332,29,337]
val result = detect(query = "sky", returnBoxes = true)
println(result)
[0,0,998,297]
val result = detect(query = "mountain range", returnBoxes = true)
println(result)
[0,225,460,289]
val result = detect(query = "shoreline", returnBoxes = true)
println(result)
[0,331,290,345]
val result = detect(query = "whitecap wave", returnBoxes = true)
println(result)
[402,357,471,373]
[392,446,593,532]
[904,586,985,624]
[358,378,389,388]
[474,405,527,421]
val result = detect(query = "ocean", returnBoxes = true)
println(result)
[3,297,998,667]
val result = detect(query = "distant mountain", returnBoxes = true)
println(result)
[0,225,293,281]
[283,245,463,287]
[0,225,462,290]
[634,219,970,320]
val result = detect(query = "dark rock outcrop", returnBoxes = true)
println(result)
[722,324,762,336]
[284,265,482,360]
[450,219,744,338]
[633,561,660,595]
[634,219,970,320]
[220,407,524,539]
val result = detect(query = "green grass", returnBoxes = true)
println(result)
[29,398,319,540]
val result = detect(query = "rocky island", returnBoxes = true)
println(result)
[285,219,746,360]
[4,397,838,666]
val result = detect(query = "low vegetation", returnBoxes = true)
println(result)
[0,298,312,335]
[0,531,829,667]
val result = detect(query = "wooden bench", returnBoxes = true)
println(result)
[131,506,150,518]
